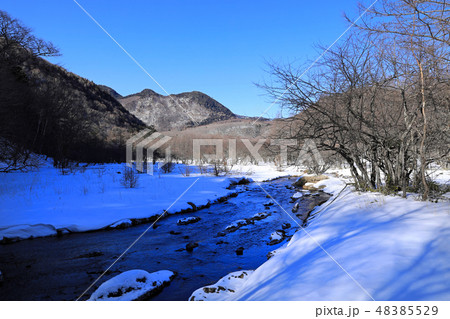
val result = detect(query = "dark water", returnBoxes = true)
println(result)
[0,178,329,301]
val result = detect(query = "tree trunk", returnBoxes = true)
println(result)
[417,61,429,201]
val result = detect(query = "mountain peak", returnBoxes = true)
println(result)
[98,85,123,99]
[139,88,161,97]
[118,90,236,131]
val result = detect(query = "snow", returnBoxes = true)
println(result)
[252,212,270,220]
[268,230,285,245]
[3,161,450,301]
[177,216,200,225]
[225,219,248,231]
[197,174,450,301]
[229,164,303,182]
[269,231,283,241]
[109,219,132,229]
[189,270,254,301]
[0,224,58,240]
[0,163,287,241]
[428,167,450,186]
[0,163,301,241]
[291,192,303,199]
[88,269,174,301]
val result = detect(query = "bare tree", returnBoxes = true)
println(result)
[120,166,139,188]
[0,10,60,172]
[262,23,448,197]
[0,10,59,62]
[349,0,449,199]
[350,0,449,47]
[33,80,94,168]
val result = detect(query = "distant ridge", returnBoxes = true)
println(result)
[98,85,123,100]
[115,88,237,131]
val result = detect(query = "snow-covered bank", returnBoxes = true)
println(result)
[0,163,298,242]
[189,270,253,301]
[192,176,450,301]
[88,269,175,301]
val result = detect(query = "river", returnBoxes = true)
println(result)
[0,177,329,301]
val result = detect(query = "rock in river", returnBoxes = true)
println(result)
[186,242,199,252]
[177,216,201,226]
[88,269,175,301]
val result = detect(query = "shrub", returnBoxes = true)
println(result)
[178,165,192,177]
[120,166,139,188]
[94,167,106,178]
[197,161,208,174]
[160,159,175,174]
[211,159,233,176]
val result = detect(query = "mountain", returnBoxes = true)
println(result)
[98,85,123,100]
[1,55,149,164]
[117,89,237,131]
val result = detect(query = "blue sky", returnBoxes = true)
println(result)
[2,0,361,117]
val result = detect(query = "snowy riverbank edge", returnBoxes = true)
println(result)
[190,176,450,301]
[0,178,239,243]
[0,163,301,243]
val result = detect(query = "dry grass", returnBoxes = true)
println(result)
[293,175,329,188]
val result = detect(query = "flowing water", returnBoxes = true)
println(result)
[0,177,329,301]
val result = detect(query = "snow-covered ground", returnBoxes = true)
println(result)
[88,269,175,301]
[429,166,450,186]
[189,270,254,301]
[0,162,299,241]
[191,175,450,301]
[2,160,450,301]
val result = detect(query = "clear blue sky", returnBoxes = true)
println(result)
[2,0,362,117]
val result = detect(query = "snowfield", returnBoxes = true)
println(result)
[191,176,450,301]
[2,160,450,301]
[88,269,175,301]
[0,162,301,241]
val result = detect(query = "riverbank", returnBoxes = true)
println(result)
[190,175,450,301]
[0,177,325,301]
[0,162,303,242]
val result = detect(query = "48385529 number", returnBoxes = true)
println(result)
[375,306,438,316]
